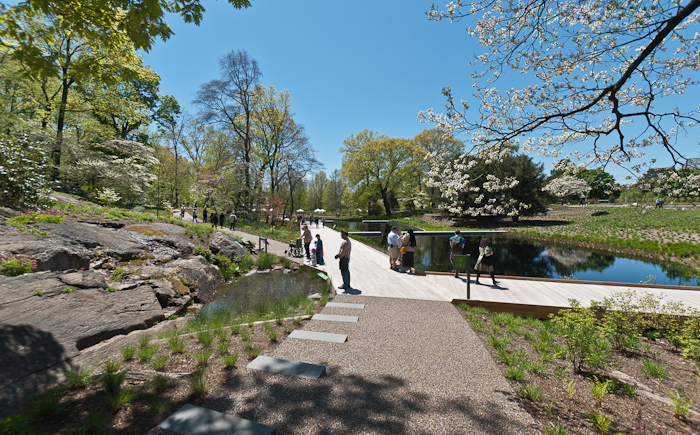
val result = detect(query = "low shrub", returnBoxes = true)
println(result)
[0,254,36,277]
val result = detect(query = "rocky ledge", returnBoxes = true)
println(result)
[0,210,249,416]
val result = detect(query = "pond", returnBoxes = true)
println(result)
[205,270,327,313]
[333,220,700,287]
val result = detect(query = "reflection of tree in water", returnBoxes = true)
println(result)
[545,246,616,276]
[488,237,554,277]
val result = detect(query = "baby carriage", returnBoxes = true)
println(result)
[286,238,303,257]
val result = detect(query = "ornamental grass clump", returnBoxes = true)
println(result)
[641,357,669,380]
[64,367,93,389]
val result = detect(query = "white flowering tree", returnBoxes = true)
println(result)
[654,168,700,200]
[421,0,700,178]
[544,176,592,200]
[0,135,55,209]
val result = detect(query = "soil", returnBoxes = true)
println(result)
[20,315,316,435]
[460,307,700,435]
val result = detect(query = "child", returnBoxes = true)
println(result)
[307,248,317,267]
[315,234,324,265]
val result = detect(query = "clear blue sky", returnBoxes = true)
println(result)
[140,0,698,184]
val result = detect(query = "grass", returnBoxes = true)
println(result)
[641,357,669,380]
[64,367,93,389]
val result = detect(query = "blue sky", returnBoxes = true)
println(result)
[140,0,698,184]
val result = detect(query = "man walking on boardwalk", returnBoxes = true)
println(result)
[449,229,466,278]
[335,230,351,290]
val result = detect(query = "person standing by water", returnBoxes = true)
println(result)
[387,226,401,270]
[400,229,417,274]
[335,230,351,289]
[301,223,313,259]
[475,237,499,286]
[449,229,466,278]
[315,234,324,265]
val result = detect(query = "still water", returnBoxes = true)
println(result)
[205,271,325,312]
[332,220,700,287]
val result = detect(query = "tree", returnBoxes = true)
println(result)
[428,149,548,219]
[341,130,425,215]
[544,176,592,200]
[413,128,465,207]
[422,0,700,177]
[575,169,620,199]
[6,11,139,180]
[325,169,345,212]
[195,49,262,209]
[1,0,253,53]
[307,171,328,209]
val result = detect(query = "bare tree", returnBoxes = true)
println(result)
[194,49,261,208]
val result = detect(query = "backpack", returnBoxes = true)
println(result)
[451,237,463,254]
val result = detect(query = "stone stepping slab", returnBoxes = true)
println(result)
[247,356,326,379]
[325,302,365,309]
[158,403,275,435]
[311,313,359,323]
[288,330,348,343]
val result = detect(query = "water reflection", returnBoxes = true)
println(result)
[333,220,699,287]
[205,271,324,312]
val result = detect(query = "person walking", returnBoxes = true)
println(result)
[301,223,313,259]
[180,204,185,220]
[449,229,466,278]
[229,211,237,231]
[211,208,218,229]
[315,234,324,265]
[192,208,198,223]
[335,230,351,289]
[387,226,401,270]
[475,237,499,285]
[202,206,208,223]
[400,229,417,274]
[219,211,225,229]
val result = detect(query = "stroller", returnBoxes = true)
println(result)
[286,238,303,258]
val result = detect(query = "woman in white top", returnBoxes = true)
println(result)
[475,238,499,286]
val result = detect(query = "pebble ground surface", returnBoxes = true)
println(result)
[150,294,539,435]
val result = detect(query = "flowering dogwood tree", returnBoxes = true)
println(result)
[421,0,700,178]
[544,176,592,199]
[0,135,55,209]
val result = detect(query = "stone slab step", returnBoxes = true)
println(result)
[311,313,359,323]
[158,403,275,435]
[289,330,348,343]
[247,355,326,379]
[325,302,365,309]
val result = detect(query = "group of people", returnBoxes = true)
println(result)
[300,222,325,267]
[180,204,238,231]
[387,227,499,285]
[449,229,499,285]
[387,226,417,274]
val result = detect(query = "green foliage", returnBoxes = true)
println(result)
[194,349,213,366]
[235,253,255,271]
[542,419,569,435]
[151,354,169,371]
[137,334,152,347]
[33,290,43,296]
[588,376,612,408]
[110,268,126,281]
[168,335,186,354]
[64,367,93,389]
[266,330,278,342]
[151,374,169,392]
[551,300,611,372]
[517,383,545,401]
[222,352,239,368]
[189,368,210,396]
[641,358,669,380]
[148,398,171,416]
[574,169,619,200]
[103,359,122,374]
[666,387,694,420]
[0,415,31,435]
[193,245,214,262]
[196,330,214,347]
[256,252,278,269]
[79,411,111,435]
[504,365,527,381]
[588,409,613,434]
[137,344,160,363]
[0,254,36,276]
[105,287,117,293]
[0,135,55,209]
[28,389,64,421]
[488,333,512,351]
[61,287,76,294]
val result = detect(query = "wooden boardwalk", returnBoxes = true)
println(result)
[309,225,700,311]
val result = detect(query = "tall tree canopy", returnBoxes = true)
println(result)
[1,0,253,52]
[422,0,700,177]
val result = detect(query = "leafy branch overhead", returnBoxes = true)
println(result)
[422,0,700,174]
[0,0,253,52]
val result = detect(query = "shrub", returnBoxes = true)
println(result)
[193,245,213,262]
[64,367,93,389]
[0,254,36,277]
[236,253,255,271]
[551,300,611,372]
[111,268,126,281]
[256,252,277,269]
[0,134,55,209]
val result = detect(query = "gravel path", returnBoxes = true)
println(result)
[176,295,539,434]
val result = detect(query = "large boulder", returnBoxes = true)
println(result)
[208,232,247,259]
[0,270,163,416]
[164,256,223,302]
